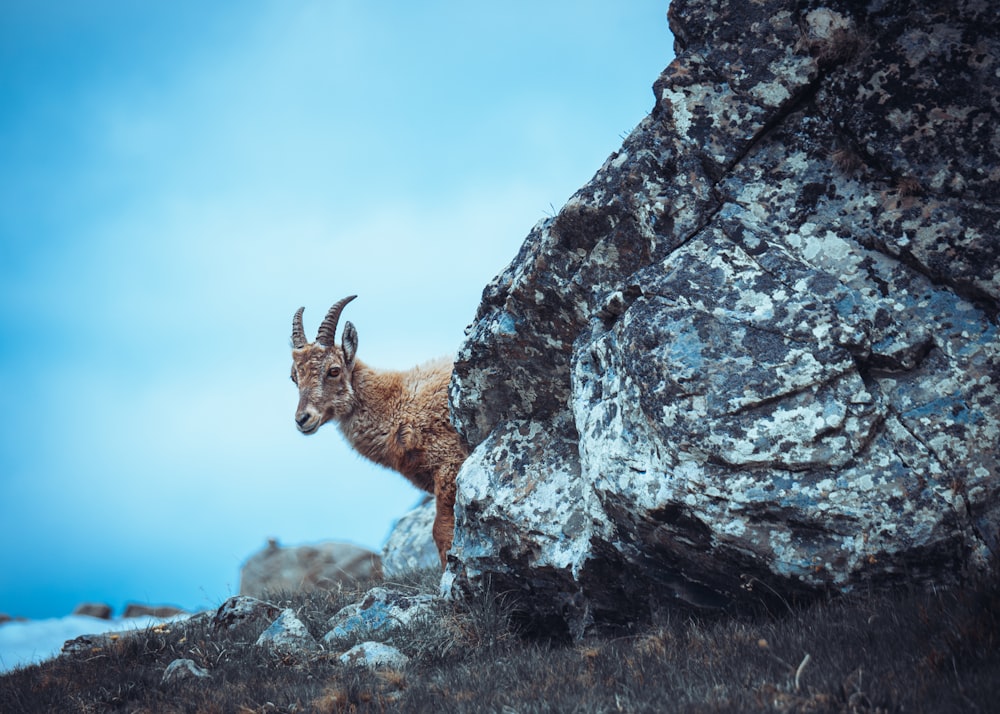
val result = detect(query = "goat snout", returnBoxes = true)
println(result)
[295,410,321,434]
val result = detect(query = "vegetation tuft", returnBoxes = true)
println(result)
[2,566,998,713]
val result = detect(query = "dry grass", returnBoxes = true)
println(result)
[2,566,998,713]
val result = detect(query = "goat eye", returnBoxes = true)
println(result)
[327,366,341,379]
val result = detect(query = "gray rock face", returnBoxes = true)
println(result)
[239,539,381,598]
[446,0,1000,635]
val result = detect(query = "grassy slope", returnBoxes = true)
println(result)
[2,567,998,713]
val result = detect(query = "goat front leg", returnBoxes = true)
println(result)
[431,467,458,569]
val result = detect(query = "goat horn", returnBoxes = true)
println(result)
[292,307,308,349]
[316,295,357,347]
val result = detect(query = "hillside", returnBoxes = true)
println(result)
[1,568,998,712]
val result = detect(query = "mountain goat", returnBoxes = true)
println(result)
[289,295,468,568]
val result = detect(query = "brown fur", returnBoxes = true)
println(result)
[291,314,468,569]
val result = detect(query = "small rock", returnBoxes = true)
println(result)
[323,587,436,646]
[212,595,281,631]
[161,658,210,684]
[255,609,320,657]
[123,603,186,619]
[61,632,118,656]
[338,641,409,669]
[72,603,113,619]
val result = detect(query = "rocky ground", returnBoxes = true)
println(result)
[2,566,998,712]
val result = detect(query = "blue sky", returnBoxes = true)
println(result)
[0,1,673,620]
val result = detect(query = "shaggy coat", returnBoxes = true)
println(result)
[290,296,468,567]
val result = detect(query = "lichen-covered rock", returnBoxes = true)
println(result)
[161,658,210,684]
[446,0,1000,635]
[338,641,409,669]
[381,499,440,577]
[255,609,320,658]
[211,595,281,632]
[323,587,436,646]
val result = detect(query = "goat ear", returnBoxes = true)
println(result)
[342,321,358,367]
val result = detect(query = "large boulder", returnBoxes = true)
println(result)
[445,0,1000,636]
[239,539,381,597]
